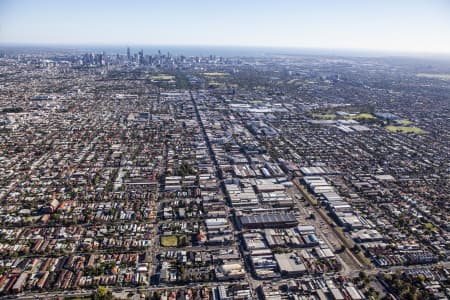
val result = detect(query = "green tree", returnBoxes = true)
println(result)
[91,286,114,300]
[152,291,161,300]
[417,274,426,283]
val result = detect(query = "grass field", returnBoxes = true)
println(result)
[345,113,375,120]
[311,113,336,120]
[386,126,426,134]
[424,223,436,231]
[417,73,450,81]
[208,81,226,88]
[26,216,41,222]
[396,119,413,125]
[150,74,175,81]
[203,72,228,76]
[250,98,271,103]
[287,79,301,84]
[160,235,178,247]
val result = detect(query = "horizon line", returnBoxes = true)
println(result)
[1,42,450,58]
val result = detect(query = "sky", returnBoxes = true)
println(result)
[0,0,450,54]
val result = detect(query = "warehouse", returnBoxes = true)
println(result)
[239,213,298,229]
[275,253,307,276]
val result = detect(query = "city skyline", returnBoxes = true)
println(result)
[1,0,450,54]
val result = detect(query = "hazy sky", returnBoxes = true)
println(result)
[1,0,449,54]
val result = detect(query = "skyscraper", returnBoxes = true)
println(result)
[138,49,144,65]
[127,47,131,61]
